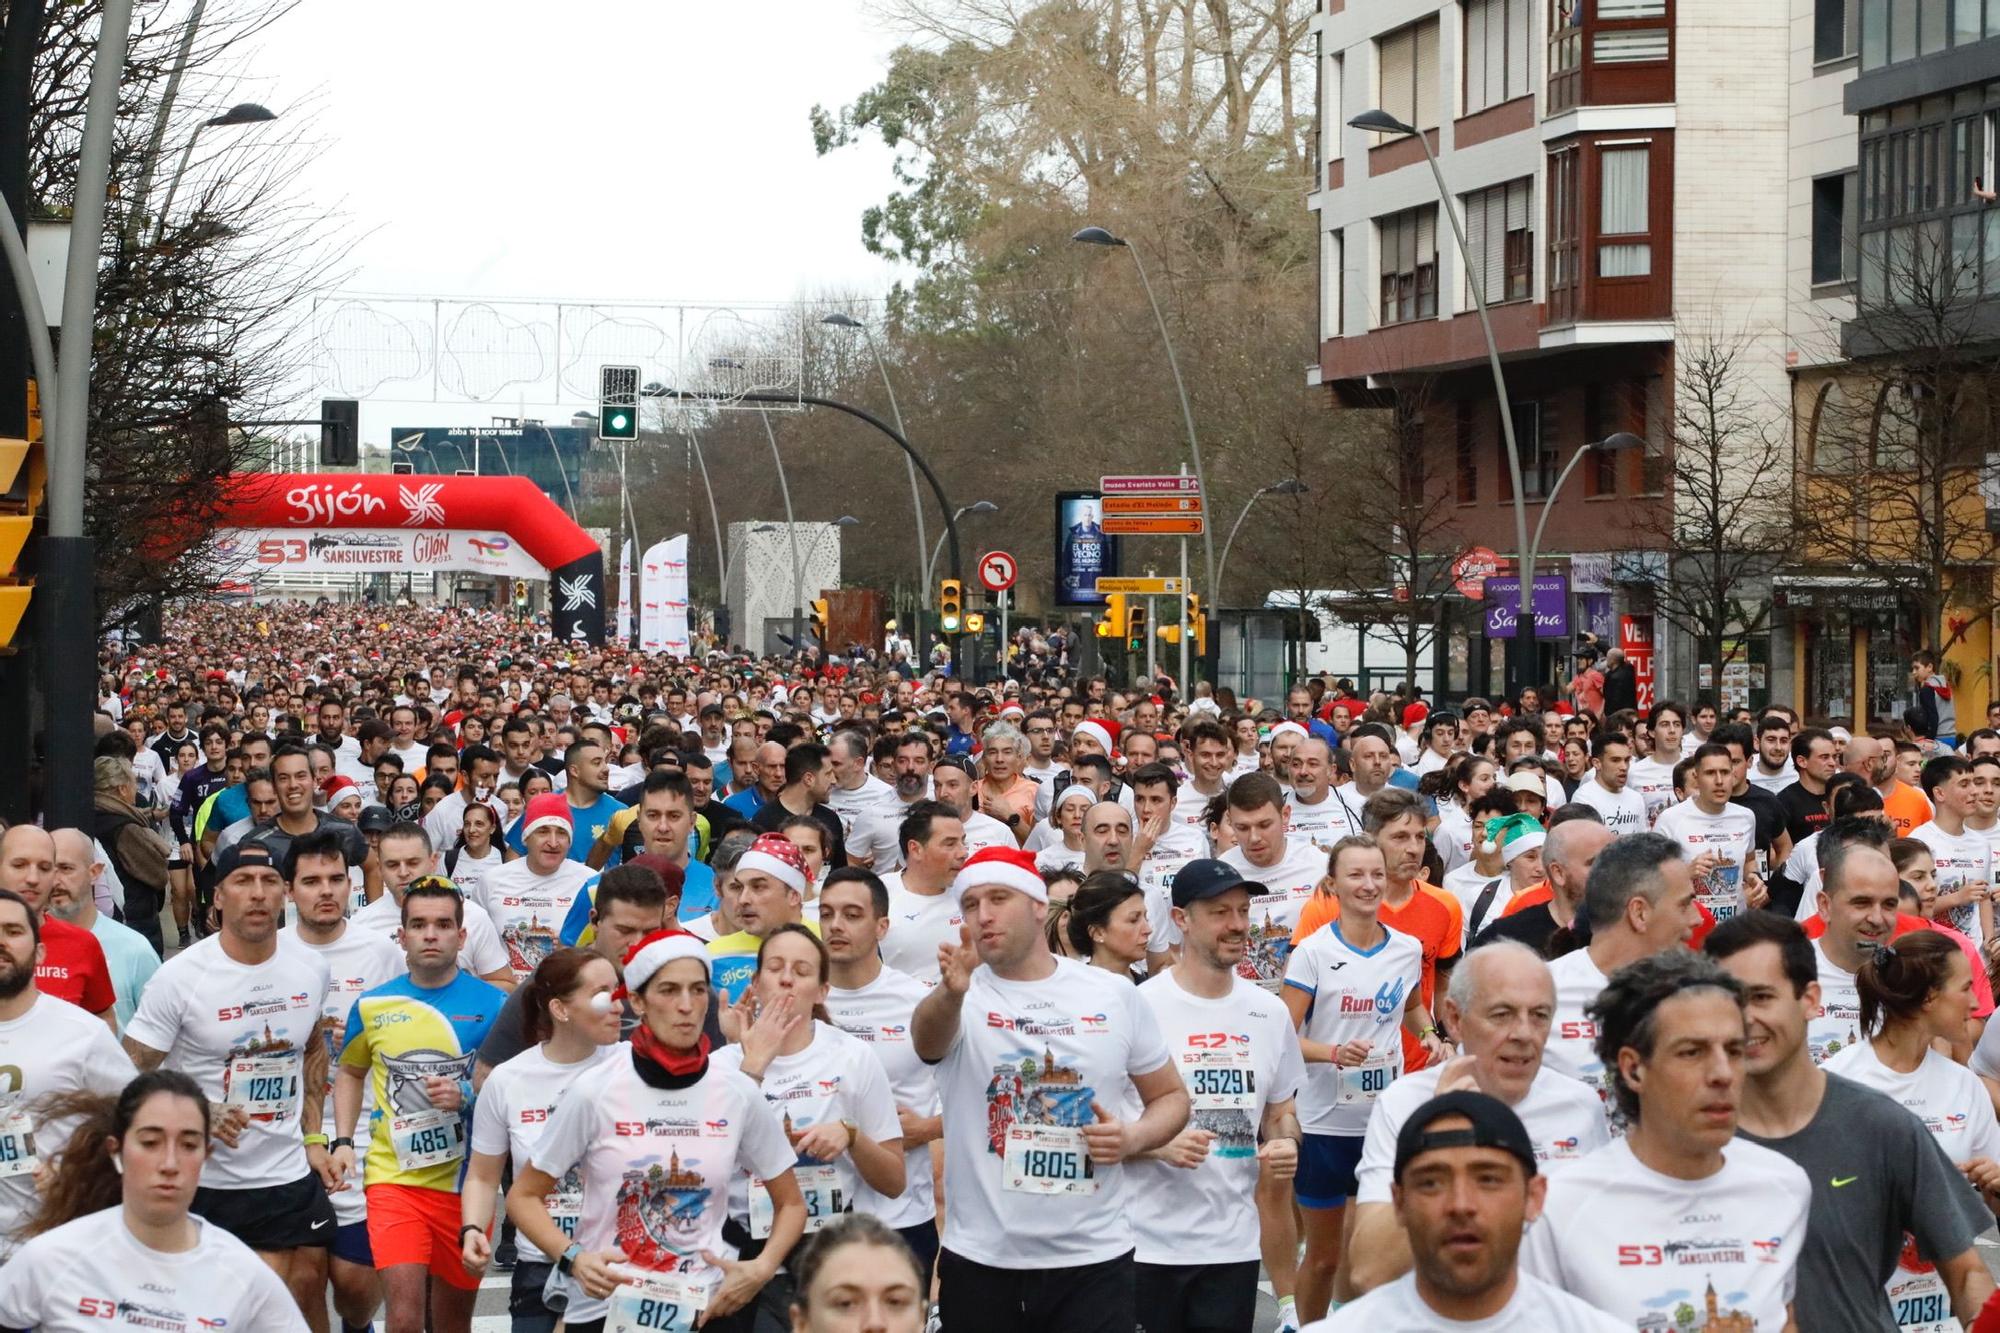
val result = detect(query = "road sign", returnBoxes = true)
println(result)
[977,550,1018,593]
[1102,494,1204,516]
[1096,576,1187,595]
[1103,516,1206,536]
[1101,474,1201,495]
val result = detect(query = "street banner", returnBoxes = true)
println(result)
[1620,614,1657,710]
[1054,492,1121,607]
[616,541,633,644]
[1482,574,1569,639]
[641,535,691,657]
[213,528,544,578]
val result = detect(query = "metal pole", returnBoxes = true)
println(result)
[1146,592,1158,681]
[129,0,206,237]
[757,407,804,654]
[1000,589,1011,679]
[527,421,579,519]
[690,429,730,636]
[861,325,929,638]
[1411,129,1530,704]
[151,124,203,248]
[1124,245,1217,628]
[0,193,57,441]
[1216,485,1271,597]
[45,0,133,828]
[1178,463,1190,689]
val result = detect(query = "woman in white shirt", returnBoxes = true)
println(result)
[1034,785,1093,874]
[0,1069,307,1332]
[462,948,622,1331]
[1429,754,1496,874]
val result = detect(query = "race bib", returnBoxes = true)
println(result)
[225,1053,300,1117]
[750,1162,845,1238]
[1698,861,1744,921]
[1335,1052,1396,1107]
[1002,1124,1096,1196]
[389,1108,465,1171]
[607,1271,707,1333]
[1180,1049,1256,1111]
[548,1187,583,1239]
[0,1108,37,1179]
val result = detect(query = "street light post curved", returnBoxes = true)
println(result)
[1216,479,1308,597]
[926,501,999,589]
[824,313,930,652]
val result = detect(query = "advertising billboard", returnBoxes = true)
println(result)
[1054,491,1121,608]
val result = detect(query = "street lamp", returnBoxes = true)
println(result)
[821,312,930,651]
[926,500,999,588]
[1080,223,1216,680]
[1349,106,1536,700]
[153,102,277,245]
[1216,478,1308,597]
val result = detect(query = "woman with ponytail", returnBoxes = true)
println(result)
[1826,930,2000,1320]
[461,947,622,1330]
[707,923,907,1327]
[507,930,806,1333]
[0,1070,306,1329]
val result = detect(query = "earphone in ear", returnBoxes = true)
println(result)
[588,991,615,1014]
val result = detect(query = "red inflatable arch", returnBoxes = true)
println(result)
[211,473,607,641]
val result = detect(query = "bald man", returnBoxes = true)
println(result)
[724,740,787,818]
[1081,800,1135,874]
[0,826,116,1026]
[48,828,159,1031]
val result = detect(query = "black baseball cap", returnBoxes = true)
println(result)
[1170,858,1263,909]
[211,841,279,883]
[1392,1091,1538,1182]
[357,806,395,835]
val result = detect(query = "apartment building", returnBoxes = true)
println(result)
[1310,0,1854,716]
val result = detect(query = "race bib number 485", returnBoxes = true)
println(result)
[389,1108,465,1171]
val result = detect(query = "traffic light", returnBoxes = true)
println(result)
[938,578,964,635]
[1095,593,1126,640]
[1187,594,1207,657]
[1126,599,1148,652]
[0,379,44,651]
[809,597,829,642]
[319,398,358,467]
[598,365,640,441]
[965,610,986,635]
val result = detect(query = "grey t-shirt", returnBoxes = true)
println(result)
[1738,1072,1991,1333]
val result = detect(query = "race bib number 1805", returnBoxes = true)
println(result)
[1002,1124,1096,1196]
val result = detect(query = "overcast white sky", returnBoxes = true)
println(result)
[248,1,910,436]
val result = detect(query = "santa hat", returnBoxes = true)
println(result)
[1480,813,1546,864]
[319,774,359,805]
[1268,721,1309,742]
[736,833,808,895]
[1071,720,1115,756]
[521,792,574,841]
[621,930,711,995]
[952,845,1048,904]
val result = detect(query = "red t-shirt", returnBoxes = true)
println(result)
[35,917,115,1016]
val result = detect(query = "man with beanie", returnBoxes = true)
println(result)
[913,844,1190,1333]
[1446,814,1546,948]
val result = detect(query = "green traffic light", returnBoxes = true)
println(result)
[611,412,629,431]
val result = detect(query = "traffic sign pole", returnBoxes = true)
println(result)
[1179,464,1189,690]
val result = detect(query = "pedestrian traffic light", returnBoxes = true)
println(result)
[1187,593,1206,657]
[1096,593,1127,639]
[938,578,963,635]
[1126,600,1148,651]
[319,398,358,467]
[809,597,829,642]
[598,365,640,441]
[0,379,44,652]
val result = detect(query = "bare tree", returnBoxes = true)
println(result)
[1617,332,1796,687]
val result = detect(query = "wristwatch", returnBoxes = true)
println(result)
[330,1136,353,1151]
[558,1241,583,1276]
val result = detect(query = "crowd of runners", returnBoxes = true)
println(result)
[1,599,1999,1331]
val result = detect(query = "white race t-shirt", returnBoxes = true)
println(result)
[827,776,900,843]
[467,857,598,981]
[710,1021,902,1233]
[1172,780,1227,830]
[1283,920,1422,1137]
[0,995,136,1256]
[1748,760,1797,795]
[931,957,1171,1269]
[1520,1138,1811,1331]
[1807,939,1863,1066]
[1432,802,1474,874]
[1303,1270,1626,1332]
[1652,799,1757,922]
[1127,970,1306,1266]
[1287,790,1365,853]
[879,876,963,988]
[123,933,331,1190]
[1136,823,1210,955]
[532,1052,797,1324]
[1627,757,1678,825]
[1569,775,1647,835]
[1543,948,1612,1120]
[350,889,512,980]
[0,1207,307,1333]
[1352,1062,1608,1205]
[1911,820,1993,947]
[826,967,939,1229]
[471,1042,619,1262]
[289,923,405,1227]
[1220,838,1330,991]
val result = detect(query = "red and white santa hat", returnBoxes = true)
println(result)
[736,833,808,895]
[319,774,360,805]
[621,929,711,995]
[521,792,574,841]
[952,845,1048,904]
[1071,720,1116,756]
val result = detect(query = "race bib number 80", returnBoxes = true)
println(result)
[1002,1124,1096,1196]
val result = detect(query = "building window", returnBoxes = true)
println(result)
[1507,402,1551,500]
[1378,206,1439,325]
[1812,173,1856,284]
[1463,178,1535,305]
[1599,145,1652,277]
[1817,0,1860,60]
[1375,17,1439,137]
[1957,0,1984,44]
[1464,0,1531,115]
[1322,229,1344,340]
[1547,147,1582,322]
